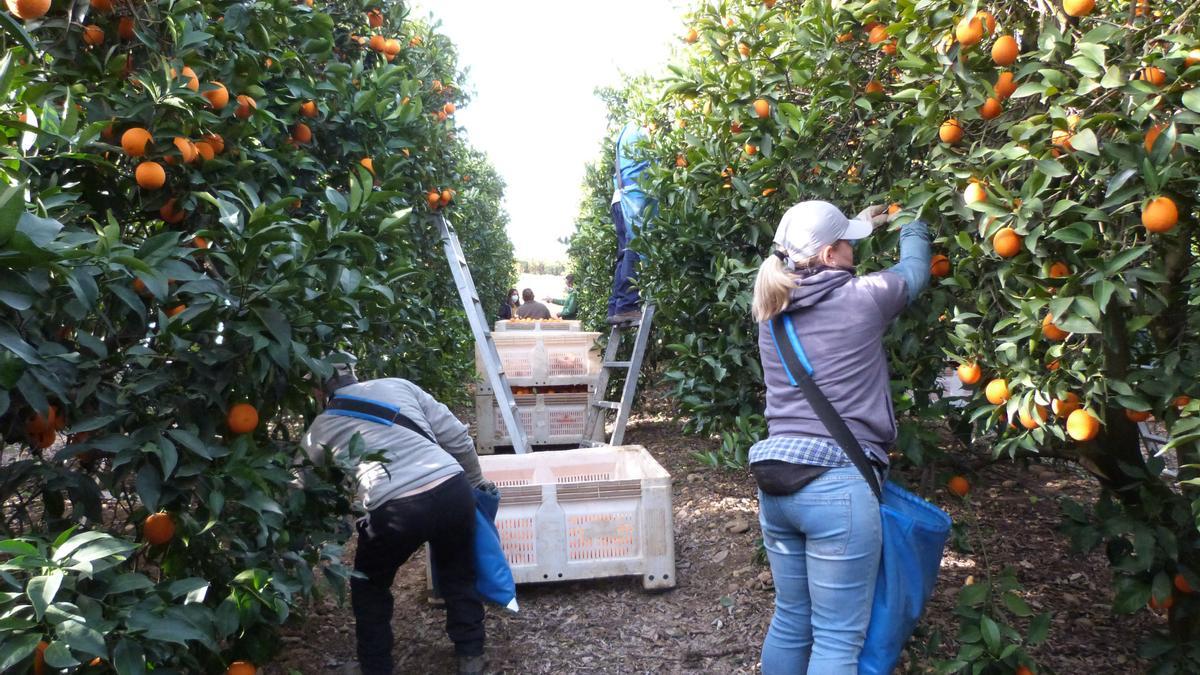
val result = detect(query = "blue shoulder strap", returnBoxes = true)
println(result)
[326,395,437,445]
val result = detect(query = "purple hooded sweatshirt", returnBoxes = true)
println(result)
[757,218,930,464]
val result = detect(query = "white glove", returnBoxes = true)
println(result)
[856,204,890,229]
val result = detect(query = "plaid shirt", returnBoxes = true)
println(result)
[749,435,886,467]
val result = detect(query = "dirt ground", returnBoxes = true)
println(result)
[273,394,1163,674]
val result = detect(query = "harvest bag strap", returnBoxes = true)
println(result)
[326,395,437,445]
[769,314,883,501]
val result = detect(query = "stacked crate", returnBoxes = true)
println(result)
[475,320,602,453]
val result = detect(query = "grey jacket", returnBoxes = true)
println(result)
[302,378,484,510]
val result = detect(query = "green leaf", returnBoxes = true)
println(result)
[980,615,1001,653]
[0,11,36,54]
[0,634,42,672]
[1002,591,1034,617]
[27,572,64,620]
[1182,88,1200,114]
[1027,612,1051,645]
[59,619,107,657]
[113,639,146,675]
[1069,128,1099,155]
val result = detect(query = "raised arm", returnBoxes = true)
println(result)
[887,219,932,304]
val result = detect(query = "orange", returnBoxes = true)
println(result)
[939,118,963,144]
[82,24,105,46]
[685,28,698,44]
[1052,392,1080,418]
[1149,593,1175,612]
[980,98,1002,120]
[836,32,853,43]
[880,42,897,56]
[7,0,50,20]
[92,0,112,10]
[160,198,186,224]
[1066,409,1100,441]
[292,122,312,143]
[34,640,47,675]
[1144,123,1171,153]
[1174,395,1192,408]
[975,11,997,35]
[1125,409,1152,422]
[761,187,776,197]
[173,137,198,163]
[1138,66,1166,87]
[957,362,982,385]
[992,227,1021,258]
[738,42,751,57]
[995,71,1017,100]
[202,133,225,154]
[227,661,257,675]
[235,95,257,119]
[174,66,200,92]
[118,16,135,40]
[132,278,150,296]
[992,35,1018,66]
[384,38,401,55]
[1051,127,1074,151]
[192,236,210,249]
[300,100,318,118]
[227,402,259,434]
[964,182,986,205]
[135,161,166,190]
[440,188,454,206]
[864,80,884,95]
[121,127,152,156]
[763,0,776,7]
[426,190,441,208]
[360,157,374,174]
[955,14,984,47]
[868,25,888,44]
[985,378,1009,405]
[947,475,970,497]
[930,254,951,277]
[203,82,229,110]
[1142,196,1178,233]
[367,8,383,27]
[1175,573,1193,594]
[675,154,688,168]
[744,143,758,155]
[165,304,186,317]
[1048,261,1070,278]
[1016,667,1034,675]
[1063,0,1095,16]
[730,120,743,133]
[143,512,176,545]
[887,203,901,215]
[753,98,770,118]
[444,102,456,115]
[369,34,386,51]
[194,141,215,161]
[1019,404,1049,429]
[1042,313,1068,341]
[1186,49,1200,68]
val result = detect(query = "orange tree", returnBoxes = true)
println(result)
[0,0,512,671]
[570,0,1200,668]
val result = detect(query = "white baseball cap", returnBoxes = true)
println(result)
[773,201,874,261]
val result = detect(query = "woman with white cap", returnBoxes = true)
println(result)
[750,201,931,674]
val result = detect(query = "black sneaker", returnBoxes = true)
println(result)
[456,654,486,675]
[606,310,642,325]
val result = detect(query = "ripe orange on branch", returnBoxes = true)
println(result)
[1138,66,1166,87]
[227,661,257,675]
[1019,405,1048,429]
[753,98,770,118]
[1042,313,1068,341]
[939,118,963,144]
[143,512,176,545]
[985,378,1009,405]
[6,0,50,20]
[980,98,1002,120]
[994,71,1018,100]
[121,127,152,156]
[235,95,257,120]
[930,254,951,277]
[1142,196,1178,232]
[992,35,1018,66]
[957,362,982,385]
[964,182,986,205]
[300,101,318,118]
[1066,409,1100,442]
[1063,0,1095,16]
[82,25,105,46]
[1052,392,1081,418]
[136,162,166,190]
[203,82,229,110]
[1125,409,1152,422]
[947,475,970,497]
[992,227,1021,258]
[292,123,312,144]
[227,403,259,434]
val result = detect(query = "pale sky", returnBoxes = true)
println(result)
[414,1,685,262]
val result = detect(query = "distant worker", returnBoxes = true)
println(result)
[515,288,551,320]
[607,121,657,325]
[302,354,494,675]
[544,274,579,320]
[498,287,519,321]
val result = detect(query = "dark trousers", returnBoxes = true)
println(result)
[351,473,485,674]
[608,200,642,316]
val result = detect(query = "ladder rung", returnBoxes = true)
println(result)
[593,401,621,410]
[603,360,632,368]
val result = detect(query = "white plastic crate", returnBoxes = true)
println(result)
[475,392,595,451]
[437,446,676,590]
[478,330,601,387]
[495,319,582,332]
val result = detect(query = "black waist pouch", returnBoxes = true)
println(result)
[750,460,833,496]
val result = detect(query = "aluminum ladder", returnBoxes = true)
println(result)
[580,304,656,447]
[436,215,529,454]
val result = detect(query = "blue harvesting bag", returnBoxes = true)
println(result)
[859,481,952,675]
[470,487,518,612]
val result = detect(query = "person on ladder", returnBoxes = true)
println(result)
[301,352,497,675]
[607,121,657,325]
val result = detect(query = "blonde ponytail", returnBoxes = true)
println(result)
[752,255,798,322]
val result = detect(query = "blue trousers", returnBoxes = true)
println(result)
[758,466,882,674]
[607,200,642,316]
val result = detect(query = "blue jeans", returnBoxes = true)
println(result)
[607,200,642,315]
[758,466,882,675]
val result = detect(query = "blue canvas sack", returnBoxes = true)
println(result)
[769,314,951,674]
